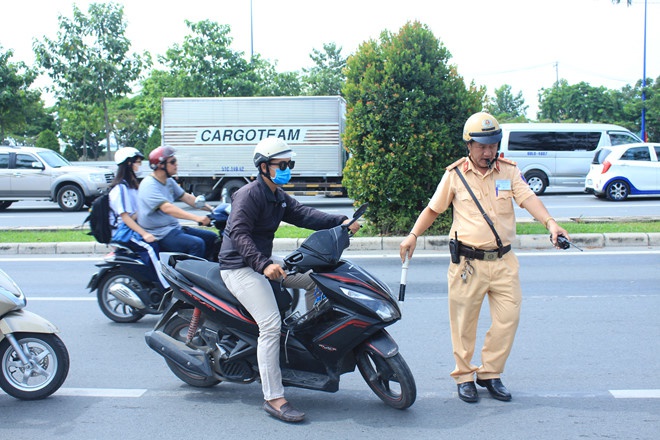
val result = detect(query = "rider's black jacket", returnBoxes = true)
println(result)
[218,175,348,273]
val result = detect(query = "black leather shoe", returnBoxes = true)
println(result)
[476,378,512,401]
[457,381,479,403]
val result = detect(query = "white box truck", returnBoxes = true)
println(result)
[161,96,347,201]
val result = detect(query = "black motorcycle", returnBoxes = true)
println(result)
[145,204,416,409]
[87,202,230,323]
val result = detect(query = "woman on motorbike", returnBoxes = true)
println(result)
[109,147,167,288]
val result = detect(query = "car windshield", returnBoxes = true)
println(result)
[37,150,71,168]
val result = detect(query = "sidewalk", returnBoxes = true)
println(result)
[1,232,659,255]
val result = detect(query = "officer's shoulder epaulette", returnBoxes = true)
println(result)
[498,157,517,166]
[445,157,467,171]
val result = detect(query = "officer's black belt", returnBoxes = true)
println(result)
[458,244,511,261]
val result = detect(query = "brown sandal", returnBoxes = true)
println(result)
[263,401,305,423]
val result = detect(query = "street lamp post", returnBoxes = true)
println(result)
[641,0,647,141]
[250,0,254,60]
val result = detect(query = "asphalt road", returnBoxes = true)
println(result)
[0,250,658,439]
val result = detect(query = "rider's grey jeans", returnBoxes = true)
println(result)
[220,257,314,401]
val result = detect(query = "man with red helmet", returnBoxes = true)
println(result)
[137,146,217,259]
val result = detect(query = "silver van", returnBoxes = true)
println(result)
[499,123,642,194]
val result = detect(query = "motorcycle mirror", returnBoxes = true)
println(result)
[344,203,368,230]
[194,195,207,209]
[353,203,368,219]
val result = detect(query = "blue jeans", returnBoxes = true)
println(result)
[159,226,218,259]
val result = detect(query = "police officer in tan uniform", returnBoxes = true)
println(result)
[400,112,570,403]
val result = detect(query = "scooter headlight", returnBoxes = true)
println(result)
[340,287,399,322]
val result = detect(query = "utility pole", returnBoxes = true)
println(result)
[250,0,254,61]
[641,0,647,141]
[553,61,559,86]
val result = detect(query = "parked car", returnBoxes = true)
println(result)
[584,143,660,201]
[0,146,114,211]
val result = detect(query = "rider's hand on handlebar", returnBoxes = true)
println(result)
[197,215,211,226]
[343,219,361,235]
[264,263,286,281]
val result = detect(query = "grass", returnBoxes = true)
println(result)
[1,221,658,243]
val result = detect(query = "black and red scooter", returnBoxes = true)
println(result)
[144,203,416,409]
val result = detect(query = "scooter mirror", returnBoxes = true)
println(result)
[344,203,368,231]
[353,203,368,220]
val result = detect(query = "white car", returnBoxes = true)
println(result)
[585,143,660,201]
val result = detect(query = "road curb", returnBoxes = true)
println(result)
[2,232,659,255]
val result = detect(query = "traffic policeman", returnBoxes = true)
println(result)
[400,112,570,403]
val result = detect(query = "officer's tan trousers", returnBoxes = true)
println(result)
[447,251,522,384]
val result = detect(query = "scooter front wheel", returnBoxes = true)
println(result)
[355,349,416,409]
[0,333,70,400]
[97,272,145,323]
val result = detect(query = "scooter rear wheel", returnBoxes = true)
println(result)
[0,333,70,400]
[162,315,221,388]
[355,349,416,409]
[97,272,145,323]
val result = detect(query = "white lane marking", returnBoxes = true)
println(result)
[610,389,660,399]
[54,388,147,398]
[6,387,655,399]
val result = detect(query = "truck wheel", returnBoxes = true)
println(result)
[525,171,547,195]
[57,185,85,212]
[221,180,246,203]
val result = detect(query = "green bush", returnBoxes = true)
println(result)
[342,21,485,236]
[35,129,60,152]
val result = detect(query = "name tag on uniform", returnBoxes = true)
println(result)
[495,179,511,191]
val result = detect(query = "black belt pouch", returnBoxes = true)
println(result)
[449,239,461,264]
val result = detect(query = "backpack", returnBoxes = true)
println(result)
[83,191,116,244]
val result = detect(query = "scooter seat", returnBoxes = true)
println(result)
[175,260,240,307]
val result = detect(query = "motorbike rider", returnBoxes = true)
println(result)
[218,137,360,423]
[137,146,217,260]
[108,147,167,288]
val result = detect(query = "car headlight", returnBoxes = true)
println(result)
[340,287,399,321]
[90,173,106,184]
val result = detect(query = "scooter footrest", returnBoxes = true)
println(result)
[281,368,337,392]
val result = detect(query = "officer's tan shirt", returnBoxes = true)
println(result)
[428,157,535,249]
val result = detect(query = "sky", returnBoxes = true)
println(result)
[1,0,658,119]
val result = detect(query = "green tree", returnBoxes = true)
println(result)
[0,46,42,141]
[144,127,162,158]
[161,20,256,97]
[62,145,79,161]
[487,85,528,121]
[251,58,303,96]
[620,76,659,141]
[136,20,302,126]
[538,80,619,122]
[34,2,147,159]
[35,129,60,152]
[343,21,484,235]
[57,101,104,159]
[303,42,346,96]
[110,96,149,151]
